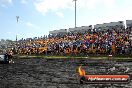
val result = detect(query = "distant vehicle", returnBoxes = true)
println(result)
[0,54,10,64]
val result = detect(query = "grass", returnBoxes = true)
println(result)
[13,54,132,61]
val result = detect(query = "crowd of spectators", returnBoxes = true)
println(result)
[8,27,132,56]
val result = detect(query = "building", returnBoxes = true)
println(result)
[69,25,92,33]
[94,21,125,30]
[126,20,132,28]
[49,20,132,35]
[49,29,68,35]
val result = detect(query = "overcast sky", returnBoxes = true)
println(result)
[0,0,132,40]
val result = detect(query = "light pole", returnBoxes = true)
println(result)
[16,16,19,42]
[16,16,19,54]
[16,16,19,23]
[16,16,19,41]
[73,0,77,28]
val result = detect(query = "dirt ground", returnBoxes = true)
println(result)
[0,58,132,88]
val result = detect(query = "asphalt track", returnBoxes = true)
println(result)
[0,58,132,88]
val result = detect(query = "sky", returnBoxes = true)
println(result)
[0,0,132,40]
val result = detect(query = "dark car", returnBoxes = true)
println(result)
[0,54,9,64]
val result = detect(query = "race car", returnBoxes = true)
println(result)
[0,53,13,64]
